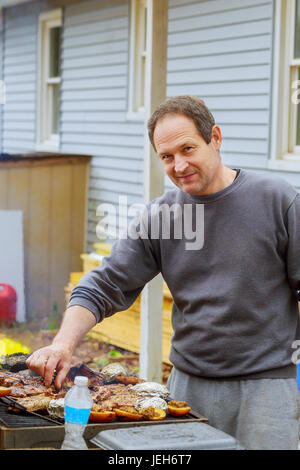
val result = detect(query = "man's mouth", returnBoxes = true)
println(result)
[177,173,196,181]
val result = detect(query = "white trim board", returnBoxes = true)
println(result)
[0,211,26,322]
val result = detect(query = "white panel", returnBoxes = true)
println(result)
[62,52,127,69]
[4,121,35,131]
[60,144,143,160]
[214,109,270,125]
[90,167,141,183]
[61,64,127,80]
[169,0,270,16]
[89,179,142,195]
[168,19,272,45]
[169,4,272,31]
[222,152,268,169]
[167,80,270,97]
[62,39,127,59]
[222,138,268,154]
[62,27,127,48]
[61,121,144,135]
[167,50,271,71]
[91,156,143,171]
[169,65,270,83]
[62,88,126,101]
[167,94,269,110]
[168,35,271,59]
[61,76,126,91]
[64,1,128,27]
[64,15,127,38]
[61,111,129,123]
[61,99,126,112]
[61,132,144,147]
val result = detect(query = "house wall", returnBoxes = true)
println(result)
[60,0,145,250]
[1,0,49,153]
[166,0,274,189]
[0,0,299,253]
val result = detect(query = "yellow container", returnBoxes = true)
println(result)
[70,272,84,285]
[80,254,102,273]
[93,242,112,256]
[0,338,30,356]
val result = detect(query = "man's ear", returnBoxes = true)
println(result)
[210,125,222,151]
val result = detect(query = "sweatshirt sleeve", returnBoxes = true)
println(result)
[67,216,160,323]
[286,193,300,292]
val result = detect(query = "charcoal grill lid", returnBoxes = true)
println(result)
[90,422,244,450]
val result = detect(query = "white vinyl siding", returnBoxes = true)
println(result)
[1,0,299,244]
[2,1,47,153]
[60,0,145,250]
[165,0,273,190]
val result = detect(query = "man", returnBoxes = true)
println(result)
[27,96,300,450]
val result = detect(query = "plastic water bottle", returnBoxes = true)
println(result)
[61,375,93,450]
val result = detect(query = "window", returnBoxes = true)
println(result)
[127,0,147,120]
[38,9,62,151]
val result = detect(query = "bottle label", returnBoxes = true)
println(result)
[64,405,91,425]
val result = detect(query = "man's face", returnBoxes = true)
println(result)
[153,113,222,196]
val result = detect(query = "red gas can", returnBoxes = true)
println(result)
[0,284,17,326]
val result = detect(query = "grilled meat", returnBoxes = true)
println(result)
[15,394,53,412]
[66,364,104,387]
[91,384,140,410]
[0,370,23,387]
[0,365,148,415]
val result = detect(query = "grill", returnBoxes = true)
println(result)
[0,403,208,449]
[0,405,60,428]
[0,364,208,448]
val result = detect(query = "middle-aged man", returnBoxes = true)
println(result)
[27,95,300,450]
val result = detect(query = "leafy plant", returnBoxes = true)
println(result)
[97,358,108,367]
[48,302,60,331]
[108,349,123,358]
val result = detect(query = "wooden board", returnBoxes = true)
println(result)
[0,156,90,321]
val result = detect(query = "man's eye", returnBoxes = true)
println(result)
[184,147,192,152]
[162,155,171,160]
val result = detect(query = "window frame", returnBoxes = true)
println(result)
[127,0,148,121]
[37,9,62,152]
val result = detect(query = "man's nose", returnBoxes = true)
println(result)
[174,157,189,174]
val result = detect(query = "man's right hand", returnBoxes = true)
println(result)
[26,305,97,389]
[26,343,72,390]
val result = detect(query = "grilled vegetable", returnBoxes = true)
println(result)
[139,406,166,421]
[0,386,12,397]
[89,410,116,423]
[114,406,143,421]
[168,400,191,417]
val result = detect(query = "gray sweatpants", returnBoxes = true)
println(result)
[167,367,300,450]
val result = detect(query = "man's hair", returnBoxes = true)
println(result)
[147,95,215,150]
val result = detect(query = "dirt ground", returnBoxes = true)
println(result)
[0,322,172,385]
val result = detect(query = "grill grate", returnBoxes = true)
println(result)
[0,406,60,428]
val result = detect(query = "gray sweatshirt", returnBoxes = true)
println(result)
[69,169,300,380]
